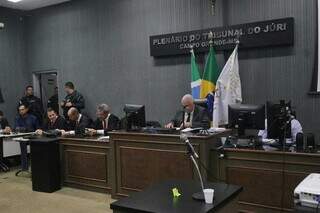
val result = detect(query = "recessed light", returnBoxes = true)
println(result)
[7,0,22,3]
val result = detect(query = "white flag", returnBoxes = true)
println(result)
[212,44,242,127]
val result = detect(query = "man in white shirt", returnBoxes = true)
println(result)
[258,118,303,142]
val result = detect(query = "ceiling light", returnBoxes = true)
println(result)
[7,0,22,3]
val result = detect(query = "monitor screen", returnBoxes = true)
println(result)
[228,104,265,137]
[123,104,146,131]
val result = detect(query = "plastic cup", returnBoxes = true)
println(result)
[203,188,214,204]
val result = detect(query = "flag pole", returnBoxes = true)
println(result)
[208,31,213,46]
[190,44,194,54]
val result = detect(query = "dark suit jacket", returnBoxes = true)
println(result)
[68,114,92,135]
[0,117,9,129]
[43,116,67,131]
[92,114,120,135]
[171,105,210,128]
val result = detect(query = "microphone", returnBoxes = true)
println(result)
[180,134,205,201]
[180,134,199,158]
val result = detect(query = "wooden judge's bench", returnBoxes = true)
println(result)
[210,147,320,213]
[58,131,320,213]
[59,130,230,199]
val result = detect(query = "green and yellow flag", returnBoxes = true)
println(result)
[200,45,220,98]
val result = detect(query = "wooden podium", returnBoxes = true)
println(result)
[109,131,230,198]
[30,138,61,193]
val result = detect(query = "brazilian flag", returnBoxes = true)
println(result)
[200,45,220,98]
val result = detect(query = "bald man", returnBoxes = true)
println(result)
[61,107,92,136]
[165,94,210,129]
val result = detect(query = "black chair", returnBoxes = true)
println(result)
[146,121,161,128]
[305,133,316,152]
[296,132,304,152]
[119,117,127,130]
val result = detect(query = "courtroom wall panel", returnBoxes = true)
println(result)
[0,7,30,125]
[24,0,319,142]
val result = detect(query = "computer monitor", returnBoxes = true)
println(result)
[228,104,265,137]
[266,100,292,143]
[123,104,146,131]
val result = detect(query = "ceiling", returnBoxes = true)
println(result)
[0,0,71,11]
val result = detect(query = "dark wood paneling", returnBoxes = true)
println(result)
[110,131,227,198]
[282,172,309,209]
[227,167,283,208]
[66,150,107,181]
[119,146,193,190]
[60,139,112,193]
[215,148,320,212]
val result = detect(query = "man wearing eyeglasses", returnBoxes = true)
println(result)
[165,94,210,129]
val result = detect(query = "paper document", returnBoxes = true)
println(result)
[208,127,226,133]
[97,136,110,141]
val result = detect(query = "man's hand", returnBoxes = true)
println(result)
[3,127,11,134]
[65,102,73,107]
[60,130,67,136]
[179,122,191,129]
[165,122,174,129]
[87,128,97,136]
[35,129,43,135]
[60,101,66,107]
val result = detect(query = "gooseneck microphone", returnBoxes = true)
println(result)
[180,134,199,158]
[180,134,204,200]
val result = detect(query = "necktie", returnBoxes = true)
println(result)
[103,120,107,129]
[186,113,191,122]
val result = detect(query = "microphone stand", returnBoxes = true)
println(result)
[182,134,205,200]
[190,153,205,200]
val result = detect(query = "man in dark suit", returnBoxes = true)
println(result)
[87,104,120,136]
[165,94,210,129]
[19,85,44,126]
[35,108,67,135]
[0,110,11,134]
[60,107,91,136]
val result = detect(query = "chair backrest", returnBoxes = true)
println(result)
[146,121,161,128]
[295,132,304,152]
[306,133,315,151]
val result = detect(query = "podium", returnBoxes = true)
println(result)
[30,138,61,193]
